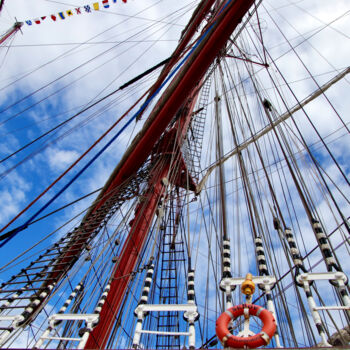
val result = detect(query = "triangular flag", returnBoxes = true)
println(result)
[51,14,57,21]
[34,18,41,24]
[25,20,32,25]
[102,0,110,8]
[41,16,47,21]
[67,9,73,16]
[58,12,65,19]
[93,2,99,10]
[75,7,81,14]
[122,0,127,2]
[84,5,91,13]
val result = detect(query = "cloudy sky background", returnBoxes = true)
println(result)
[0,0,349,347]
[0,0,200,259]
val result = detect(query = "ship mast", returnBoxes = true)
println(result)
[85,1,256,347]
[0,0,256,347]
[0,0,349,348]
[0,22,22,46]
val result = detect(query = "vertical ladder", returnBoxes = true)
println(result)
[0,168,150,346]
[156,203,186,350]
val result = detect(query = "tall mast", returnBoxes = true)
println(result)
[86,2,257,345]
[0,0,256,345]
[2,0,348,348]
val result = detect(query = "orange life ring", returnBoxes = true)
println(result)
[215,304,276,348]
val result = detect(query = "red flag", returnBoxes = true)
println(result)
[122,0,127,2]
[34,18,41,24]
[75,7,81,14]
[41,16,47,21]
[51,14,57,21]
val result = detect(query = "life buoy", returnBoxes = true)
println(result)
[215,304,276,348]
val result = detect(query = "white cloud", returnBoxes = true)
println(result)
[46,147,79,171]
[0,0,349,348]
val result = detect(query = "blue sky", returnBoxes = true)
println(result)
[0,0,199,261]
[0,0,349,348]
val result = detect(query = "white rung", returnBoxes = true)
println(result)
[139,330,190,336]
[313,306,350,311]
[133,303,198,349]
[0,315,21,321]
[34,312,99,349]
[41,336,82,341]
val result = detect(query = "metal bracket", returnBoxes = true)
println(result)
[296,271,347,284]
[0,315,24,347]
[133,304,198,349]
[34,313,99,349]
[296,271,350,347]
[219,275,281,347]
[220,275,276,291]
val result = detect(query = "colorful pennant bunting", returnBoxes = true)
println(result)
[24,0,127,26]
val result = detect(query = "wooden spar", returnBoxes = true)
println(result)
[0,22,22,45]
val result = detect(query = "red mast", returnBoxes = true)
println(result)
[84,0,255,347]
[0,0,255,340]
[85,86,200,350]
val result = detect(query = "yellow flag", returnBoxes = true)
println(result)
[93,2,99,10]
[66,9,73,16]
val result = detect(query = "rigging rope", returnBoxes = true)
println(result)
[196,66,350,194]
[0,20,214,246]
[0,56,171,165]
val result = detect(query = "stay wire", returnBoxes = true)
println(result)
[0,2,190,126]
[0,89,149,242]
[239,31,324,266]
[0,56,170,165]
[244,24,350,232]
[0,175,134,272]
[0,17,216,247]
[0,0,167,93]
[264,3,350,135]
[253,35,350,234]
[0,73,159,181]
[1,39,179,48]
